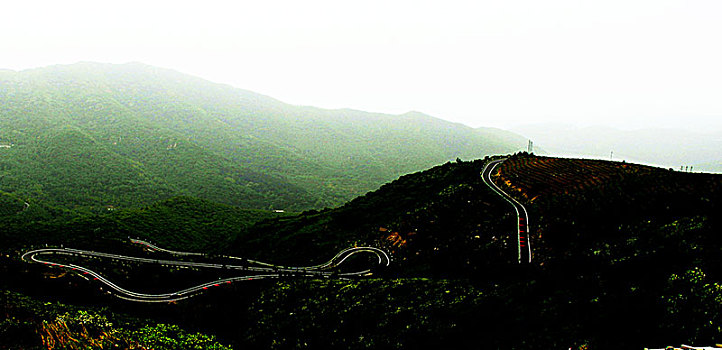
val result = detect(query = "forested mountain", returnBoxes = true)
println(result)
[0,62,526,211]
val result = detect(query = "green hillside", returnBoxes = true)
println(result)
[0,196,286,254]
[231,157,518,274]
[2,154,722,348]
[0,62,526,211]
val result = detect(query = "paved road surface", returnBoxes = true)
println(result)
[481,158,532,264]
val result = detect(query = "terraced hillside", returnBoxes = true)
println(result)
[491,154,722,265]
[493,156,658,201]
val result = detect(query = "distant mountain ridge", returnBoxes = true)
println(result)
[0,62,527,211]
[512,123,722,173]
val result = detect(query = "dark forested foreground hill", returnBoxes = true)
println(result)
[0,62,526,212]
[234,155,722,349]
[3,154,722,349]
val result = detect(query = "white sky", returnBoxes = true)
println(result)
[2,0,722,132]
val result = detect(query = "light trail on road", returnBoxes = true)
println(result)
[22,239,391,303]
[482,158,533,264]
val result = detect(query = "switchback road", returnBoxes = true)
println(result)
[22,239,390,303]
[482,158,532,264]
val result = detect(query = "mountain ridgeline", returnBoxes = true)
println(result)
[0,62,526,211]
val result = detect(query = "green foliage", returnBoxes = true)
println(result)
[0,290,232,350]
[664,267,722,343]
[130,324,232,350]
[112,196,289,252]
[0,190,25,217]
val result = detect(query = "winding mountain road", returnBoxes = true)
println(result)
[482,158,532,264]
[22,158,531,303]
[22,239,391,303]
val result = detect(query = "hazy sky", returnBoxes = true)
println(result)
[2,0,722,132]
